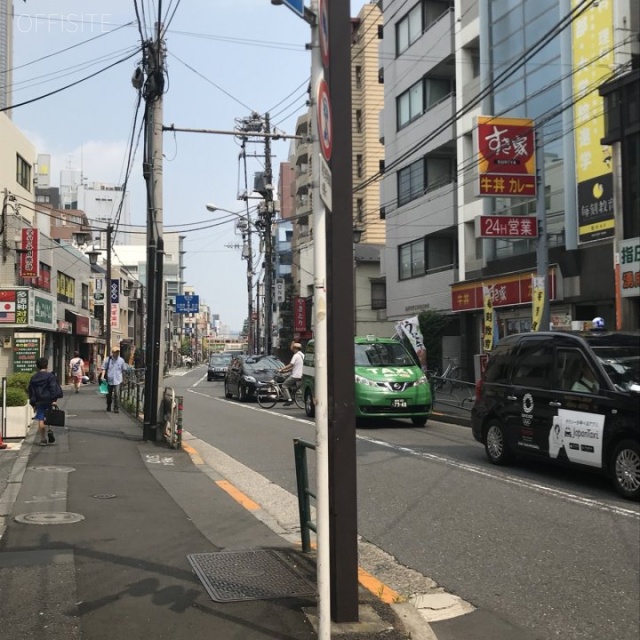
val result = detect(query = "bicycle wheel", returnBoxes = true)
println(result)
[257,384,278,409]
[294,385,305,409]
[447,367,462,391]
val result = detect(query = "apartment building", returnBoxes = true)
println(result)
[380,0,638,375]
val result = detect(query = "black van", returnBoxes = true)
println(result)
[471,331,640,500]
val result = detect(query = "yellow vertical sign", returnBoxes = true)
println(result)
[571,0,615,243]
[482,286,494,352]
[531,276,545,332]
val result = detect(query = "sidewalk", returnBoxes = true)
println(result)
[0,385,433,640]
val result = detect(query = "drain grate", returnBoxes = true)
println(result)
[14,512,85,525]
[187,548,316,602]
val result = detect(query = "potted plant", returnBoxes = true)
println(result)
[1,387,31,438]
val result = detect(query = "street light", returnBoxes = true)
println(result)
[206,203,256,354]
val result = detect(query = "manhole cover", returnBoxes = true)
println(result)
[14,512,85,525]
[29,466,76,473]
[92,494,117,499]
[187,549,316,602]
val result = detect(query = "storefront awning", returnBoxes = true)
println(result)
[451,267,557,312]
[64,310,90,335]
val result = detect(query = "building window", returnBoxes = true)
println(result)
[36,263,51,291]
[356,109,362,133]
[425,77,452,109]
[357,198,364,222]
[397,158,424,206]
[399,238,425,280]
[16,154,32,191]
[356,154,363,178]
[81,283,89,310]
[57,272,75,305]
[355,66,362,89]
[36,194,51,203]
[425,234,455,272]
[397,80,424,129]
[425,156,453,191]
[371,280,386,310]
[396,2,423,55]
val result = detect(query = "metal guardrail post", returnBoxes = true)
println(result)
[175,395,183,449]
[293,437,317,553]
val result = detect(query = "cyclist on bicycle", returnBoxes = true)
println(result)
[279,342,304,406]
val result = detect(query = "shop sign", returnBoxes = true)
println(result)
[0,289,29,325]
[32,292,55,329]
[476,116,536,198]
[19,228,39,278]
[477,215,538,238]
[110,303,119,329]
[57,320,73,333]
[75,314,90,335]
[294,296,307,332]
[13,336,41,373]
[619,237,640,298]
[451,270,557,312]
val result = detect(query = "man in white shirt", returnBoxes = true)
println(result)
[280,342,304,406]
[99,346,128,413]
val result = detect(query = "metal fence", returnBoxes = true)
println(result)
[119,368,145,419]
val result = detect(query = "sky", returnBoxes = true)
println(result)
[11,0,369,332]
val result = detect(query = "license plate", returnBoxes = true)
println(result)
[392,399,407,408]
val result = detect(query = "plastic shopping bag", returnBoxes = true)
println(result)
[99,380,109,395]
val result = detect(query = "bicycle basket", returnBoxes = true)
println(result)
[274,373,286,383]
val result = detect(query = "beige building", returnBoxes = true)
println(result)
[288,2,387,337]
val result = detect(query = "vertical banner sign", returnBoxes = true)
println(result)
[293,296,306,332]
[20,228,39,278]
[572,0,614,243]
[476,117,536,197]
[110,279,119,329]
[482,286,495,352]
[395,316,427,370]
[13,337,41,373]
[531,276,546,331]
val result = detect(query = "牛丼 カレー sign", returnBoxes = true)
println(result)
[476,116,536,198]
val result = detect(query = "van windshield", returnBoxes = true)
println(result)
[355,343,415,367]
[592,346,640,391]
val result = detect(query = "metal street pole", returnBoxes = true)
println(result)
[143,24,166,441]
[326,0,358,621]
[264,112,274,355]
[535,127,550,331]
[308,1,331,635]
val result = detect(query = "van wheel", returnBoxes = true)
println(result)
[304,390,315,418]
[224,382,233,399]
[611,440,640,500]
[411,416,427,427]
[485,420,512,465]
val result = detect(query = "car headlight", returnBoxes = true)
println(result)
[355,374,378,387]
[243,375,256,383]
[414,376,429,386]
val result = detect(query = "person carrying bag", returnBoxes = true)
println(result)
[28,357,64,446]
[99,346,128,413]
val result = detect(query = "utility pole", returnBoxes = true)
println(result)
[142,23,166,441]
[105,223,113,355]
[263,112,274,355]
[239,136,255,354]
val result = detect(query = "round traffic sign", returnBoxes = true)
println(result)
[319,0,329,68]
[317,78,333,162]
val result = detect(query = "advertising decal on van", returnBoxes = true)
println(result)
[548,409,605,468]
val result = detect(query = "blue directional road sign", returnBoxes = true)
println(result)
[175,294,199,314]
[281,0,304,18]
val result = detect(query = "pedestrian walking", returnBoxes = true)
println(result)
[99,346,128,413]
[28,357,64,446]
[68,351,84,393]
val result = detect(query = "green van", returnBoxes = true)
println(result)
[301,335,432,427]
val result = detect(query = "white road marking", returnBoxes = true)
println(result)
[357,434,640,519]
[192,374,207,388]
[145,454,174,466]
[187,391,639,519]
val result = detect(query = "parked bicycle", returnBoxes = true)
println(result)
[427,356,462,392]
[256,375,304,410]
